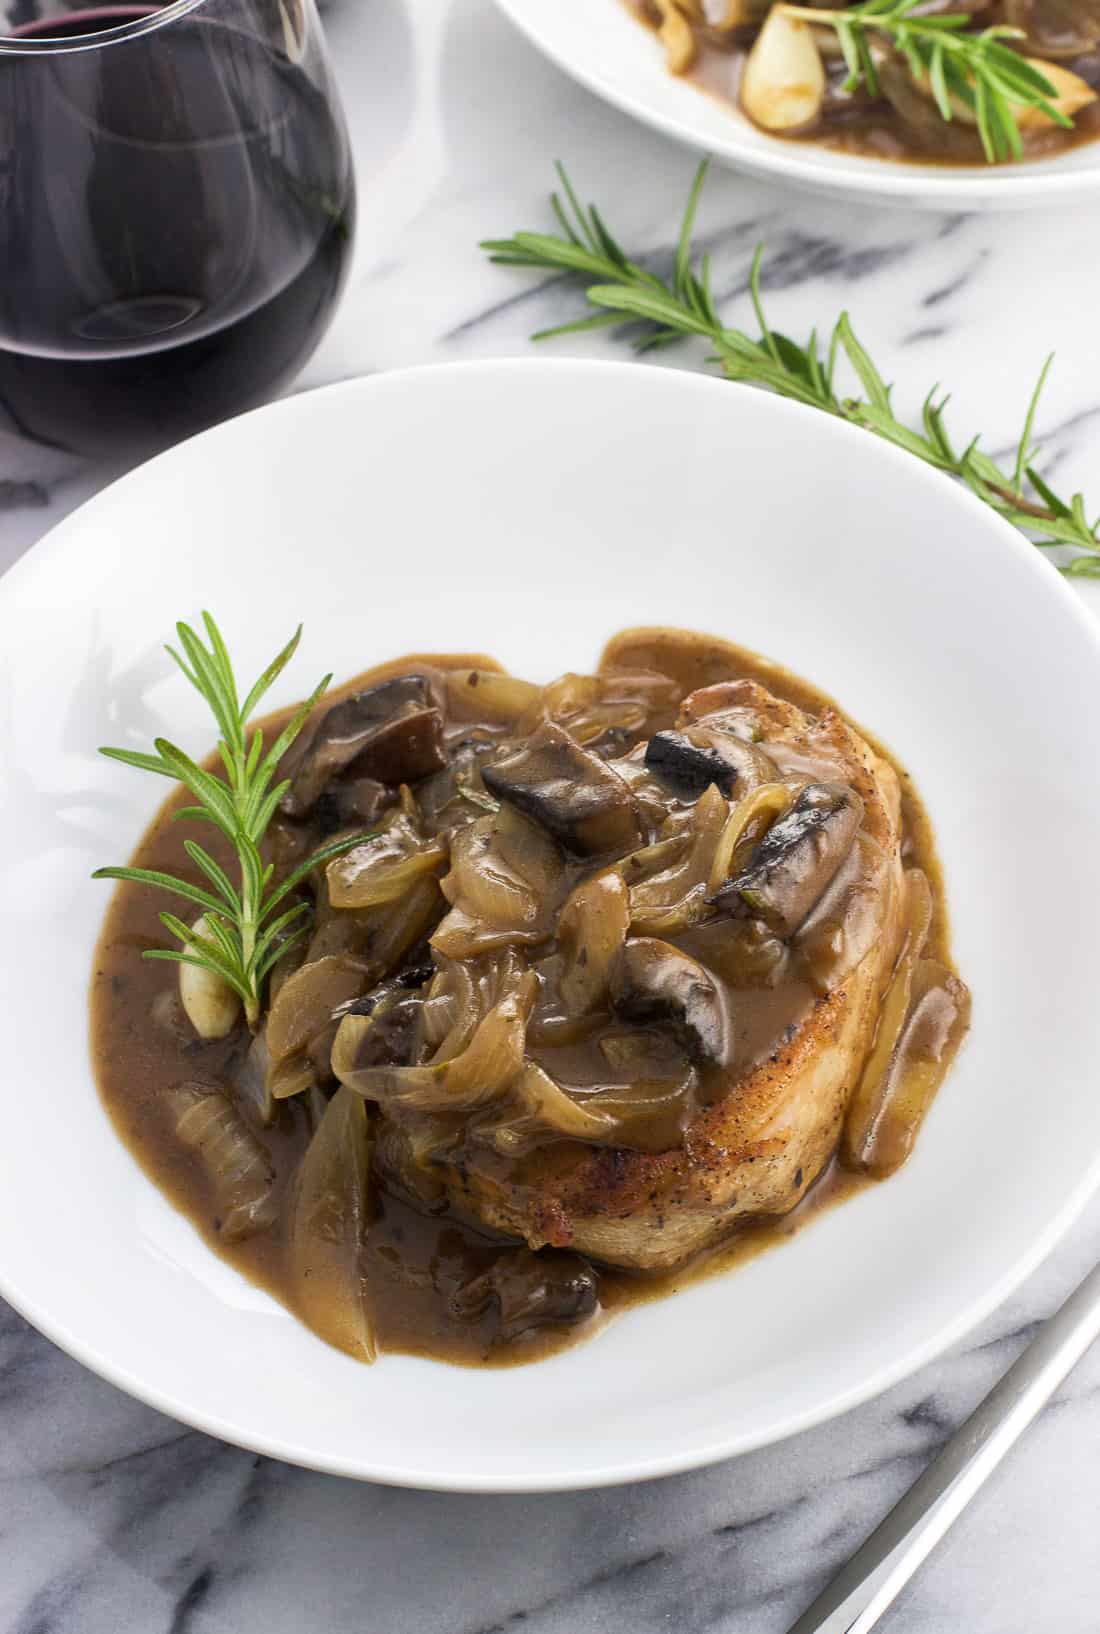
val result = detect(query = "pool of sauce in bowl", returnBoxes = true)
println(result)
[91,629,958,1367]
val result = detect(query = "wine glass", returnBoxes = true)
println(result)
[0,0,355,457]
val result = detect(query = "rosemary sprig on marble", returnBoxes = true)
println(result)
[481,162,1100,574]
[781,0,1067,163]
[94,616,365,1028]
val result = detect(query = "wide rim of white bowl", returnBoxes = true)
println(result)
[2,359,1100,1490]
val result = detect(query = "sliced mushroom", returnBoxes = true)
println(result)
[450,1248,598,1342]
[644,728,743,797]
[1002,0,1100,58]
[646,722,778,799]
[334,982,426,1072]
[710,781,863,937]
[740,7,826,133]
[170,1084,276,1240]
[653,0,696,73]
[482,720,641,856]
[280,674,445,817]
[313,776,391,838]
[178,916,241,1040]
[417,737,500,833]
[610,937,729,1064]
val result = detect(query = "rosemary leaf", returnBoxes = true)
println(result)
[481,161,1100,572]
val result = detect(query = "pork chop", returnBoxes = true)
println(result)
[380,681,906,1273]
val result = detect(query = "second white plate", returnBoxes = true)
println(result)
[493,0,1100,211]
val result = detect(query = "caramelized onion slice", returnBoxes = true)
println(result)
[478,1056,693,1156]
[287,1084,375,1361]
[536,669,679,748]
[266,953,371,1065]
[653,0,696,72]
[707,782,793,896]
[489,1061,626,1149]
[558,870,630,1015]
[326,817,446,910]
[628,782,729,933]
[236,1030,275,1125]
[333,963,537,1112]
[369,876,445,977]
[171,1085,276,1241]
[270,1052,319,1103]
[842,868,935,1171]
[445,668,541,725]
[849,961,970,1178]
[433,807,561,957]
[794,830,890,993]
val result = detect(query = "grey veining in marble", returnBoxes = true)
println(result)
[4,1,1100,1630]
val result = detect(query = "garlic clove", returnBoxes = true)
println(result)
[179,915,242,1039]
[1016,59,1097,130]
[740,7,825,133]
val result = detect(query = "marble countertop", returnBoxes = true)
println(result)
[5,1,1100,1629]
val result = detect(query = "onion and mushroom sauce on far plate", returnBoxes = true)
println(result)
[632,0,1100,165]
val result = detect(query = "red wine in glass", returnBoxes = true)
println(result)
[0,0,355,456]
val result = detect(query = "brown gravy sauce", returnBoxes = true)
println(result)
[625,2,1100,166]
[91,629,957,1368]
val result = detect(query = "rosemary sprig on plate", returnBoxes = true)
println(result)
[781,0,1067,163]
[94,616,363,1028]
[481,161,1100,574]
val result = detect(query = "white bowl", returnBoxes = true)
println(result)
[2,359,1100,1491]
[493,0,1100,211]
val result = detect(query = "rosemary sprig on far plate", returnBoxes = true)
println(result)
[481,161,1100,574]
[781,0,1068,163]
[94,616,364,1028]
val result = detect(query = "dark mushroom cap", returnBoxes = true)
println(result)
[610,936,730,1065]
[711,781,864,937]
[482,720,641,855]
[280,674,445,816]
